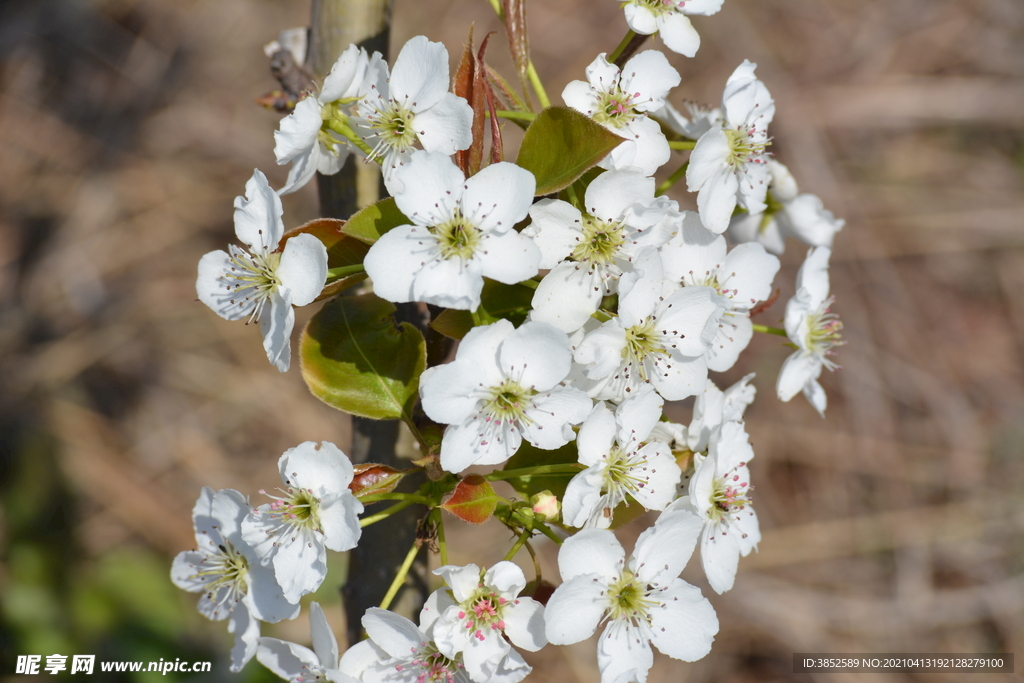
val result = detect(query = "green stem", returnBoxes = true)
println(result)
[435,509,449,566]
[752,323,789,337]
[360,499,414,528]
[524,539,542,582]
[486,464,584,481]
[518,278,538,290]
[496,110,536,122]
[535,521,563,546]
[607,30,637,64]
[564,182,580,209]
[326,118,379,162]
[503,527,533,562]
[668,140,697,150]
[378,539,421,611]
[326,263,366,280]
[526,62,550,109]
[656,161,689,196]
[358,492,433,505]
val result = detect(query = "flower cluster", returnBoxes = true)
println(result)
[184,5,848,681]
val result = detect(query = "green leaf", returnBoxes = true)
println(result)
[342,197,410,245]
[430,309,473,340]
[502,441,579,500]
[300,294,425,420]
[440,474,499,524]
[516,106,626,195]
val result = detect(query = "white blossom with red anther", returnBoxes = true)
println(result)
[171,488,298,672]
[257,602,357,683]
[351,35,473,194]
[562,50,680,175]
[545,509,719,683]
[616,0,726,58]
[667,420,760,594]
[561,385,681,528]
[572,246,723,402]
[339,598,532,683]
[728,159,845,255]
[686,60,775,234]
[419,319,591,473]
[241,441,363,604]
[429,562,546,682]
[196,170,328,372]
[525,170,679,334]
[776,246,844,416]
[660,211,780,372]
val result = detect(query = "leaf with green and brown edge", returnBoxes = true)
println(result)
[314,272,368,301]
[341,197,410,245]
[350,464,406,497]
[475,33,502,169]
[516,107,626,196]
[430,309,473,340]
[300,293,425,420]
[280,217,368,265]
[502,441,580,500]
[439,474,500,524]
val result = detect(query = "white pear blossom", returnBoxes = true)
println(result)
[419,319,591,473]
[777,246,843,415]
[196,170,327,372]
[257,602,357,682]
[562,51,680,175]
[616,0,725,58]
[242,441,363,603]
[340,600,532,683]
[562,386,681,528]
[430,562,546,682]
[573,246,723,402]
[660,211,780,371]
[652,99,722,140]
[274,44,378,195]
[524,170,679,333]
[545,511,719,683]
[687,60,775,234]
[364,151,539,311]
[352,35,473,193]
[728,160,845,255]
[172,488,299,672]
[667,421,760,594]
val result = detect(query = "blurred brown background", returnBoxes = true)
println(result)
[1,0,1022,681]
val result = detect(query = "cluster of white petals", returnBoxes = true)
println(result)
[185,10,852,681]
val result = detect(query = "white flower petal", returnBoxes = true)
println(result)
[281,441,353,494]
[658,12,701,58]
[260,289,294,372]
[309,602,340,669]
[318,493,363,552]
[544,574,608,645]
[278,233,328,307]
[233,169,284,251]
[557,528,624,581]
[256,638,319,680]
[362,608,424,659]
[776,350,822,402]
[476,230,540,285]
[531,261,605,333]
[598,621,654,683]
[363,225,436,304]
[646,580,718,661]
[390,36,449,111]
[503,598,546,651]
[586,170,654,223]
[499,321,572,392]
[461,162,535,233]
[414,92,474,155]
[393,152,463,224]
[196,249,255,321]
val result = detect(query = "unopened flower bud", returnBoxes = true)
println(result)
[531,491,560,521]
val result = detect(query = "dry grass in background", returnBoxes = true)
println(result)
[1,0,1022,681]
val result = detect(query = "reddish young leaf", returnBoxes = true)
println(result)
[350,463,405,497]
[502,0,532,109]
[453,26,476,176]
[439,474,499,524]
